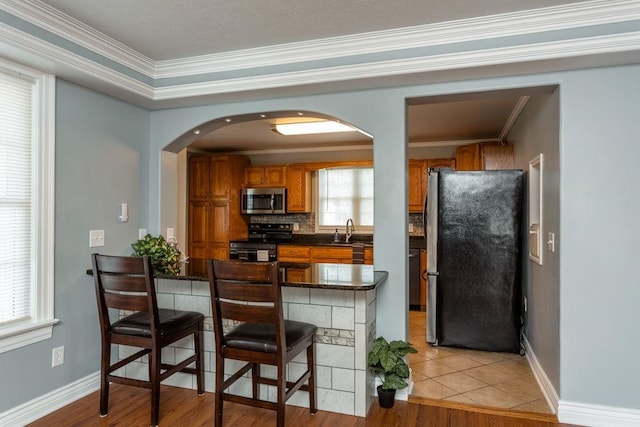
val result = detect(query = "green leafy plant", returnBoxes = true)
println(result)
[131,234,182,275]
[367,336,417,390]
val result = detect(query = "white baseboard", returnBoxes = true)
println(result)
[558,401,640,427]
[0,371,100,426]
[524,336,640,426]
[523,336,559,413]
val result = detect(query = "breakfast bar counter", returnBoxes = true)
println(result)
[103,261,387,417]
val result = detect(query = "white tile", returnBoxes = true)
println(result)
[282,287,310,303]
[175,294,210,316]
[191,281,210,297]
[355,292,367,324]
[332,367,355,392]
[203,330,215,352]
[314,365,332,389]
[288,303,331,328]
[332,306,354,330]
[157,279,192,295]
[310,289,354,307]
[156,293,175,309]
[163,371,195,389]
[354,323,367,370]
[316,343,354,369]
[317,388,354,415]
[172,334,195,350]
[354,369,368,417]
[161,346,176,364]
[204,371,215,393]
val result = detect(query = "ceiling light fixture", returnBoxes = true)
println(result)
[273,120,356,136]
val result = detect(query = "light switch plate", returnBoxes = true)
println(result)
[138,228,147,239]
[89,229,105,247]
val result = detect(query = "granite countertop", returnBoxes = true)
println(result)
[89,260,388,291]
[178,261,387,291]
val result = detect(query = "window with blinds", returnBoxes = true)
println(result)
[316,167,374,232]
[0,59,56,353]
[0,71,33,326]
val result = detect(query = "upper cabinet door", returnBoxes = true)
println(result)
[210,157,231,199]
[189,156,211,200]
[455,143,482,170]
[408,159,426,213]
[244,166,287,187]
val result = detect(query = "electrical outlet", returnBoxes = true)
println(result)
[138,228,147,239]
[408,224,415,233]
[293,223,299,231]
[52,346,64,367]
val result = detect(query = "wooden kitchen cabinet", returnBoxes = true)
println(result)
[409,158,455,212]
[244,165,287,187]
[408,159,426,213]
[277,245,312,262]
[311,246,353,264]
[456,142,513,170]
[364,247,373,264]
[286,164,311,212]
[188,154,249,273]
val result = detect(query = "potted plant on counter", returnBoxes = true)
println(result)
[367,336,417,408]
[131,234,184,275]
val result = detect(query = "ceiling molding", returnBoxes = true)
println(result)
[0,0,155,76]
[2,0,640,82]
[154,0,640,79]
[0,21,155,98]
[2,0,640,108]
[153,31,640,101]
[499,96,531,142]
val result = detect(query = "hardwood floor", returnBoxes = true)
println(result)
[27,383,578,427]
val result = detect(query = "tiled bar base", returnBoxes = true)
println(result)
[116,277,378,417]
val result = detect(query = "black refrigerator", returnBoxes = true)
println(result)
[424,169,523,353]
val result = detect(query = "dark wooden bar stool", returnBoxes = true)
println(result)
[207,259,317,427]
[91,254,205,427]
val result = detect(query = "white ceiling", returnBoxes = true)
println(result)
[39,0,584,61]
[34,1,580,152]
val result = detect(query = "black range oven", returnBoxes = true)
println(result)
[229,223,292,262]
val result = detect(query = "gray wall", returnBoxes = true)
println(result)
[510,91,561,392]
[0,79,150,412]
[559,64,640,408]
[3,63,640,417]
[149,63,640,412]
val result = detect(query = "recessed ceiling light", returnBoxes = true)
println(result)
[259,114,267,118]
[273,120,356,135]
[224,118,232,123]
[193,129,200,135]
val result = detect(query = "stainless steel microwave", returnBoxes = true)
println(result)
[241,188,287,214]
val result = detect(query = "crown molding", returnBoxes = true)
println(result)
[0,0,155,76]
[154,0,640,78]
[153,31,640,101]
[2,0,640,82]
[0,21,154,99]
[2,1,640,107]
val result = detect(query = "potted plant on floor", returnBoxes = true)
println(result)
[367,336,417,408]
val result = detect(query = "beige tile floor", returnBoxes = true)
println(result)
[408,310,553,414]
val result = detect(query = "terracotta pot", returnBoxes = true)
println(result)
[377,385,396,408]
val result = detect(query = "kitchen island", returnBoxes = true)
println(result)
[109,262,387,417]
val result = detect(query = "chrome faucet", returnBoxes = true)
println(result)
[345,218,355,243]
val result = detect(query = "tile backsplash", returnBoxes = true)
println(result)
[250,212,424,236]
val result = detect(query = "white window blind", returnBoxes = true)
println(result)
[0,59,56,353]
[0,71,33,326]
[317,168,373,229]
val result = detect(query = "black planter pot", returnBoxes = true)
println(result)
[377,385,396,408]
